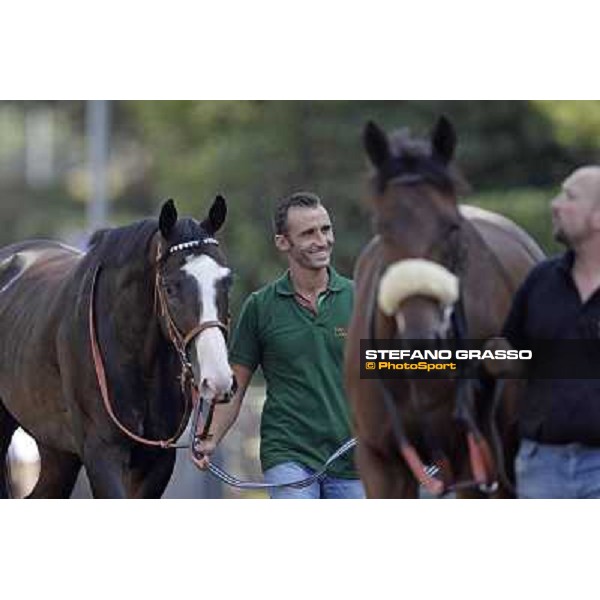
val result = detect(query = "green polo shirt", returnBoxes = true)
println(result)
[229,267,357,478]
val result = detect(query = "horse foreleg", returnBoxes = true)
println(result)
[128,448,176,498]
[83,442,130,499]
[356,440,418,498]
[27,443,81,499]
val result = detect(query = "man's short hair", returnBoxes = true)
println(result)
[273,192,322,235]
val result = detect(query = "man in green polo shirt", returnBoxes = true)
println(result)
[193,192,364,498]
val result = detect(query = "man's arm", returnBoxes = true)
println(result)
[191,363,254,470]
[481,270,535,378]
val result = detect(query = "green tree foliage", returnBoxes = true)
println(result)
[3,101,600,314]
[123,101,600,311]
[534,101,600,149]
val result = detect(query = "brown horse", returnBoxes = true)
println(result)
[0,197,234,498]
[345,117,545,498]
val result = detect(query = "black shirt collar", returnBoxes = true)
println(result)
[557,249,575,274]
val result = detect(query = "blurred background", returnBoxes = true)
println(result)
[4,100,600,498]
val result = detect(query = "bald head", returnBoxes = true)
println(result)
[552,165,600,247]
[563,166,600,206]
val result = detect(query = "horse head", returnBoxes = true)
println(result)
[348,117,536,497]
[155,196,234,401]
[364,116,466,341]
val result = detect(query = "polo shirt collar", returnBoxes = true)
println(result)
[275,267,344,296]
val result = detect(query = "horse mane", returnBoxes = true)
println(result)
[85,219,157,270]
[370,127,470,197]
[86,216,212,269]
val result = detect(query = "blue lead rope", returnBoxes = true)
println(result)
[204,437,358,490]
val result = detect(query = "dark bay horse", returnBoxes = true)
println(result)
[0,197,234,498]
[345,117,545,498]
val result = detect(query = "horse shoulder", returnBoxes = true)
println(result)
[457,204,544,336]
[460,205,544,260]
[460,204,544,286]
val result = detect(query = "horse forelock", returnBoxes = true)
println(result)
[369,128,468,197]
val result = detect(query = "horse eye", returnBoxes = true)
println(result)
[164,282,179,296]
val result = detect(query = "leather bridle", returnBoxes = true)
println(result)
[154,241,229,374]
[88,237,234,449]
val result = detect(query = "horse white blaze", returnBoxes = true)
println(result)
[183,255,232,398]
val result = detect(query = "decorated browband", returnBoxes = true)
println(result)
[157,237,219,264]
[168,238,219,254]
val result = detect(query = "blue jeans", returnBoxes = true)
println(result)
[516,438,600,499]
[263,462,365,499]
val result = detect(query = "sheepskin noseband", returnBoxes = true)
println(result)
[377,258,459,316]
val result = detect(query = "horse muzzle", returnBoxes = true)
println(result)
[188,324,234,402]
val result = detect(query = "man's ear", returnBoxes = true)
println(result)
[274,234,290,253]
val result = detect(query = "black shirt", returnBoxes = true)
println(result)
[503,251,600,445]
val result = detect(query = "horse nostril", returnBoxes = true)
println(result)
[199,373,234,397]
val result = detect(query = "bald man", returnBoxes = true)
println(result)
[500,166,600,498]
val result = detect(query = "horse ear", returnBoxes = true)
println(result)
[363,120,391,169]
[202,195,227,235]
[431,115,456,165]
[159,199,178,238]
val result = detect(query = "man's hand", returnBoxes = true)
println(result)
[481,337,523,377]
[191,437,217,471]
[188,364,254,471]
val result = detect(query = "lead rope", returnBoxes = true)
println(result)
[188,384,358,490]
[197,438,358,490]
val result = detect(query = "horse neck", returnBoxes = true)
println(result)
[104,262,169,366]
